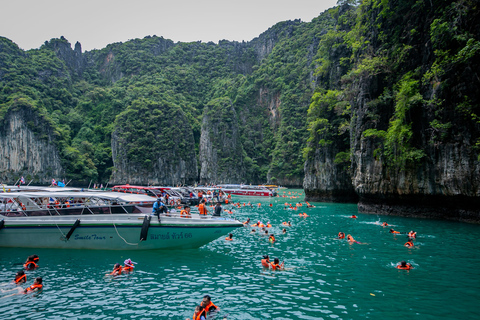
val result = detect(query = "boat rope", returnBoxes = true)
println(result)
[112,222,140,246]
[47,207,68,240]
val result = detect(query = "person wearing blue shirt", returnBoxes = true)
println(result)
[152,198,167,218]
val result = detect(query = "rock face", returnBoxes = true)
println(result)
[199,98,245,184]
[110,100,197,185]
[0,105,64,183]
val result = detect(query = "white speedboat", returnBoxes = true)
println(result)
[217,184,277,197]
[0,191,242,250]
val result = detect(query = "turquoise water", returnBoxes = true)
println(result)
[1,189,480,319]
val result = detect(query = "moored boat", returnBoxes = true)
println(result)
[217,184,277,197]
[0,191,243,250]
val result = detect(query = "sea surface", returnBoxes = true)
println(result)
[1,189,480,319]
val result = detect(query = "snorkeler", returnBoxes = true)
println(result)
[396,261,413,270]
[225,233,233,241]
[122,259,137,272]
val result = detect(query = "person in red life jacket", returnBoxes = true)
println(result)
[13,270,26,284]
[269,203,273,207]
[243,218,250,226]
[351,215,357,219]
[122,258,137,273]
[381,222,388,227]
[225,233,233,241]
[389,228,401,234]
[269,234,276,243]
[261,255,270,268]
[396,261,413,270]
[270,258,284,270]
[198,199,209,216]
[404,239,414,248]
[338,232,345,239]
[202,295,219,314]
[108,263,122,276]
[24,255,39,270]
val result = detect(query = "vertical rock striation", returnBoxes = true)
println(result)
[0,105,64,183]
[199,97,245,184]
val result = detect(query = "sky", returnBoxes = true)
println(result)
[0,0,338,52]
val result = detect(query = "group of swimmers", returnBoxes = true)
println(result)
[261,255,284,270]
[107,259,137,276]
[1,255,43,298]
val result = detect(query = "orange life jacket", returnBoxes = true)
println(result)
[15,274,26,284]
[269,235,275,242]
[266,224,272,228]
[205,301,218,312]
[24,261,38,269]
[338,233,345,239]
[110,266,122,275]
[25,283,42,293]
[123,266,134,272]
[193,308,207,320]
[405,241,414,247]
[270,262,281,270]
[261,259,270,268]
[225,237,233,241]
[397,264,412,270]
[198,203,207,215]
[180,210,190,217]
[391,230,400,234]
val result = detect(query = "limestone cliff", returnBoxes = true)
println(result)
[110,99,197,185]
[0,104,64,183]
[199,98,245,184]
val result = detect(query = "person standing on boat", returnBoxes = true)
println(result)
[213,202,222,217]
[153,198,168,218]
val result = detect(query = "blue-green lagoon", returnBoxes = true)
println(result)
[1,190,480,319]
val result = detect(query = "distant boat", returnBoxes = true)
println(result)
[0,191,242,250]
[217,184,277,197]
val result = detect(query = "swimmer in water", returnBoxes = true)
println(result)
[225,233,233,241]
[243,218,250,225]
[282,228,287,234]
[23,255,39,270]
[338,232,345,239]
[1,277,43,298]
[250,229,256,233]
[269,234,276,243]
[351,215,357,219]
[108,263,122,276]
[404,239,414,248]
[189,305,206,320]
[261,255,270,268]
[408,230,417,238]
[390,228,401,234]
[396,261,413,270]
[381,222,388,227]
[122,259,137,273]
[347,234,361,244]
[270,258,284,270]
[202,295,219,314]
[13,270,26,284]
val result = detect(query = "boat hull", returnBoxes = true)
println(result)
[0,215,243,250]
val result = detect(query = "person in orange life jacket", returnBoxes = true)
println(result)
[225,233,233,241]
[270,258,284,270]
[396,261,413,270]
[189,305,206,320]
[24,255,39,270]
[123,258,137,272]
[351,215,357,219]
[338,232,345,239]
[266,222,272,228]
[243,218,250,225]
[261,255,270,268]
[390,228,401,234]
[1,277,42,297]
[269,234,276,243]
[381,222,388,226]
[198,199,209,216]
[108,263,122,276]
[202,295,219,314]
[181,206,191,218]
[408,230,417,238]
[404,239,414,247]
[13,270,26,284]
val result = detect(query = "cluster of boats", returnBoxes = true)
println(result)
[0,184,280,251]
